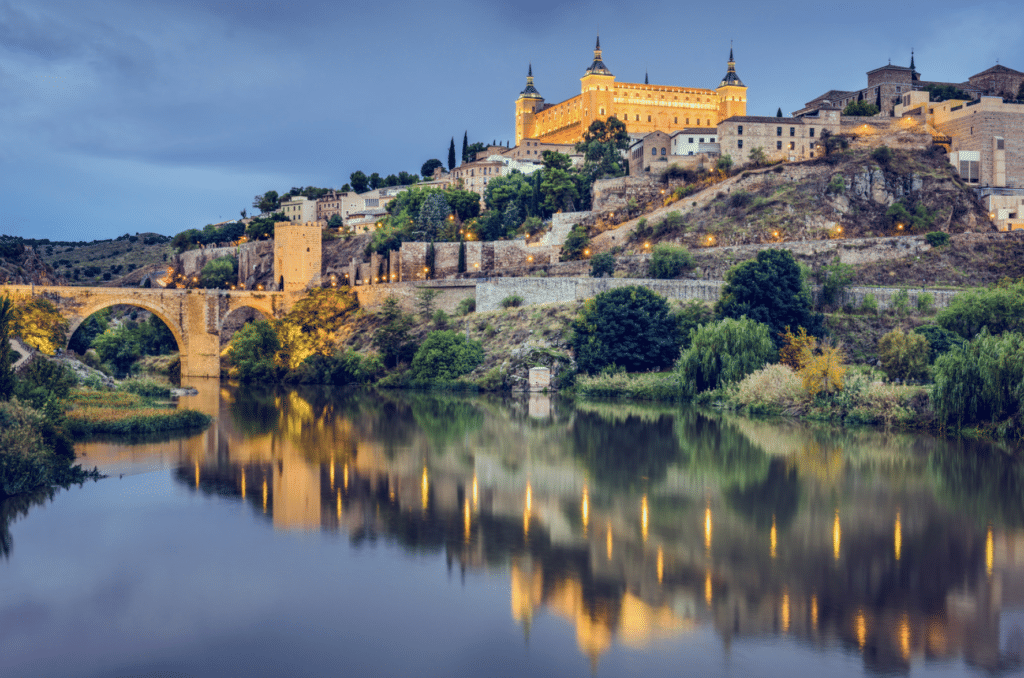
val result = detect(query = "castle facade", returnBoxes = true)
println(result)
[515,38,747,145]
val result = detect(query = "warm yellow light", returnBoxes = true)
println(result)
[986,525,994,577]
[855,609,867,650]
[657,547,664,584]
[781,590,790,633]
[464,497,471,543]
[704,503,712,552]
[606,522,613,560]
[337,489,342,521]
[581,486,589,535]
[833,510,841,560]
[472,474,479,509]
[421,467,429,512]
[584,249,590,256]
[262,479,268,514]
[641,495,649,542]
[195,461,200,489]
[811,594,819,630]
[770,514,777,559]
[343,463,349,492]
[899,613,911,659]
[894,512,902,561]
[704,569,712,607]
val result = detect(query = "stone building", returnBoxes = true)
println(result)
[273,221,322,292]
[502,139,580,162]
[628,131,690,175]
[796,53,1020,118]
[671,127,719,156]
[280,195,318,223]
[718,110,840,165]
[514,39,746,145]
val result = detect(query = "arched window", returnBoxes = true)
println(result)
[661,148,667,155]
[647,115,652,122]
[635,114,640,121]
[651,148,657,156]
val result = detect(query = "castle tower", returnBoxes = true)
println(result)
[580,36,616,127]
[515,63,545,145]
[273,221,321,293]
[716,47,747,121]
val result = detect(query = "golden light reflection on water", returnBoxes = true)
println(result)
[330,460,335,490]
[899,613,911,659]
[833,510,841,561]
[262,479,268,514]
[855,609,867,650]
[986,525,994,577]
[811,594,818,630]
[704,503,712,553]
[781,590,790,633]
[770,514,777,559]
[641,495,648,543]
[581,486,589,536]
[336,489,342,521]
[421,467,429,512]
[606,522,613,560]
[343,463,349,492]
[524,484,532,539]
[240,470,246,500]
[704,569,712,607]
[464,498,471,543]
[472,474,478,510]
[894,511,902,561]
[194,461,200,489]
[656,547,663,584]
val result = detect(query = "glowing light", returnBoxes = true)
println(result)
[330,460,335,489]
[464,497,472,543]
[811,594,818,630]
[833,510,841,560]
[986,525,994,577]
[337,489,342,520]
[262,479,268,514]
[581,486,589,536]
[894,512,902,561]
[194,461,200,489]
[343,463,349,492]
[421,467,429,512]
[899,613,911,659]
[472,474,479,509]
[704,569,712,607]
[704,503,712,552]
[657,547,664,584]
[855,609,867,650]
[606,522,613,560]
[641,495,649,543]
[770,514,777,559]
[240,470,246,499]
[781,590,790,633]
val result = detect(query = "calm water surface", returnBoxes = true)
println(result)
[2,383,1023,677]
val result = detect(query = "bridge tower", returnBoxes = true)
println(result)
[273,221,322,293]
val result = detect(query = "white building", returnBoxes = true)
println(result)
[671,128,720,156]
[280,195,318,223]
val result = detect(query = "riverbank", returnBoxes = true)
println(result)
[64,387,212,437]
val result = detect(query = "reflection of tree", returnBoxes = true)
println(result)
[723,458,801,530]
[409,395,484,450]
[228,384,279,436]
[0,490,55,559]
[571,409,681,490]
[674,410,769,489]
[930,439,1024,527]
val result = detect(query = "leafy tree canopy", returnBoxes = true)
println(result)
[926,84,970,102]
[199,256,237,289]
[409,330,484,382]
[421,158,443,178]
[228,320,280,383]
[12,297,68,355]
[842,100,879,116]
[678,317,776,396]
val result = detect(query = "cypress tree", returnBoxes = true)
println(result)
[462,131,469,163]
[448,138,456,171]
[0,296,16,401]
[458,240,466,274]
[426,242,436,279]
[776,107,783,117]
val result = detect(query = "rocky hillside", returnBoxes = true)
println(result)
[592,148,990,253]
[0,244,67,285]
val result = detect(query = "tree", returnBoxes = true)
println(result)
[842,100,879,116]
[926,84,970,102]
[590,252,614,277]
[462,131,469,164]
[776,107,783,117]
[350,171,369,194]
[199,256,237,289]
[678,317,776,396]
[648,245,695,279]
[93,324,143,377]
[0,296,15,400]
[368,173,382,190]
[799,339,847,396]
[560,224,590,261]
[445,189,481,222]
[748,147,767,166]
[458,241,466,273]
[816,257,855,308]
[228,320,280,382]
[674,301,714,350]
[465,142,486,160]
[575,117,629,178]
[252,190,280,214]
[716,154,734,172]
[12,297,69,355]
[932,330,1024,434]
[397,171,418,186]
[716,249,821,345]
[409,330,484,382]
[540,168,579,213]
[327,214,344,229]
[448,138,457,171]
[571,286,681,374]
[416,288,441,319]
[417,193,451,241]
[877,329,930,382]
[421,159,443,178]
[541,150,572,171]
[936,280,1024,339]
[373,297,416,368]
[484,171,531,221]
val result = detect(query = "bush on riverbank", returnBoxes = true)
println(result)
[575,371,681,401]
[64,388,211,437]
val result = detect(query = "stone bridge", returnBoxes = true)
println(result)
[2,284,292,378]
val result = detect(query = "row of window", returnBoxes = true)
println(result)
[735,125,816,137]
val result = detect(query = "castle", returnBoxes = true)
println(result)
[514,38,747,145]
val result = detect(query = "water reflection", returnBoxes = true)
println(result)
[77,388,1024,673]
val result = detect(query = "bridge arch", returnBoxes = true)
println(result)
[67,299,186,358]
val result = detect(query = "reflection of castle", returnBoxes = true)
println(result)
[91,386,1023,673]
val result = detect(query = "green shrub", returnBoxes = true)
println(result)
[826,176,846,195]
[877,329,930,382]
[575,371,681,401]
[932,330,1024,435]
[500,295,524,309]
[673,301,714,349]
[590,252,615,278]
[914,324,963,363]
[432,309,449,329]
[677,317,776,397]
[571,286,681,374]
[117,377,171,399]
[861,293,879,314]
[228,320,280,383]
[560,224,590,261]
[925,231,950,247]
[871,146,893,165]
[455,297,476,315]
[917,292,935,315]
[892,288,910,316]
[817,257,855,308]
[937,281,1024,339]
[409,330,484,382]
[373,297,417,369]
[648,245,695,279]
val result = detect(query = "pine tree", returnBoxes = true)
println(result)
[461,131,469,163]
[448,138,456,171]
[776,107,783,117]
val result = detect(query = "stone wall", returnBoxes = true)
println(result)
[353,280,476,314]
[178,246,237,278]
[237,240,274,288]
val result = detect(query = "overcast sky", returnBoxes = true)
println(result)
[2,0,1021,241]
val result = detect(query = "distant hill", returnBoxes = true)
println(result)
[8,232,175,286]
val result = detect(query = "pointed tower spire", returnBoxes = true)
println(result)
[584,35,612,76]
[910,49,915,70]
[719,45,743,87]
[519,62,541,99]
[645,70,649,85]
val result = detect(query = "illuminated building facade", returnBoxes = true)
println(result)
[514,38,747,146]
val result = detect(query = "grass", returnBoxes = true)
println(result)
[64,388,211,437]
[575,371,681,401]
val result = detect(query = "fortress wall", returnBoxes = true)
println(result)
[178,246,237,278]
[353,280,476,314]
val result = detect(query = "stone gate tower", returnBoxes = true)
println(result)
[273,221,321,293]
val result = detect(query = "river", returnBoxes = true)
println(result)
[1,383,1022,677]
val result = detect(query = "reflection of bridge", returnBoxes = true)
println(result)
[3,285,289,377]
